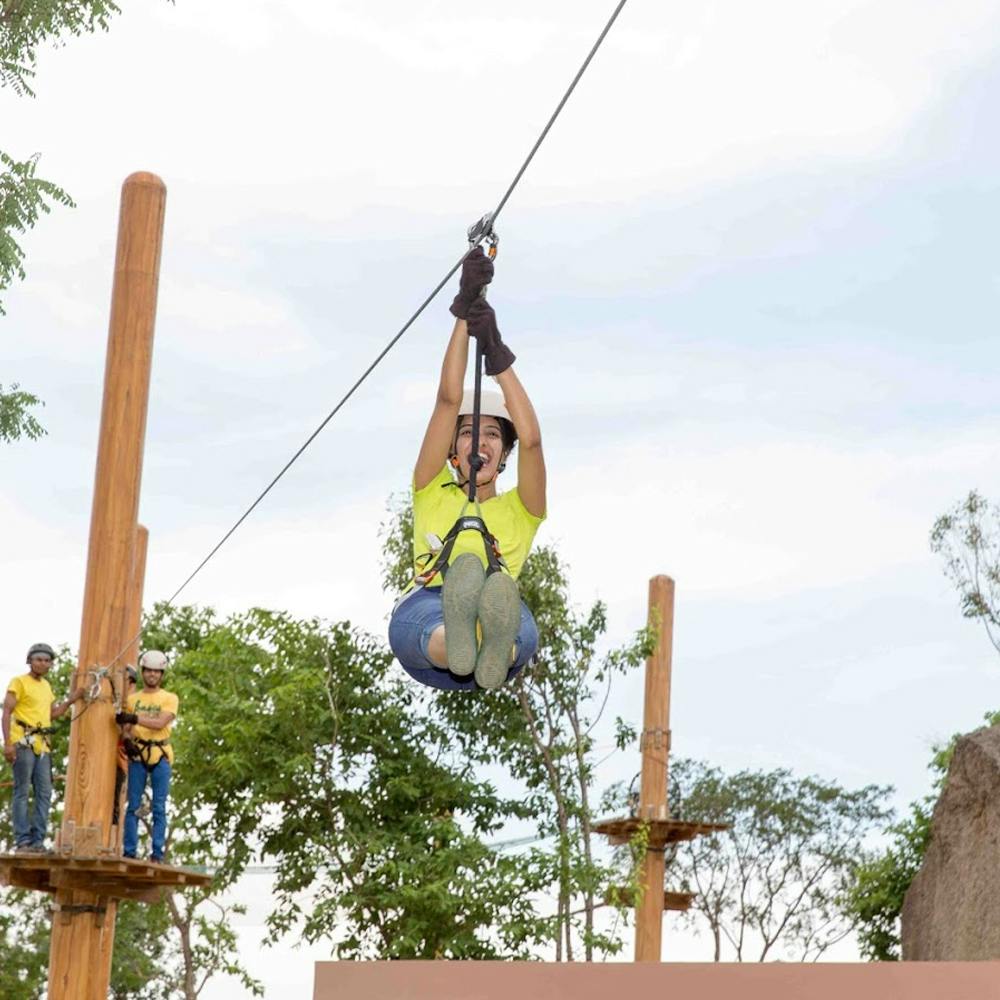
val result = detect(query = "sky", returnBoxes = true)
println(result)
[4,0,1000,990]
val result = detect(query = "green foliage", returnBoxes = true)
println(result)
[931,490,1000,656]
[378,491,414,594]
[110,900,176,1000]
[0,898,48,1000]
[649,758,892,961]
[843,708,1000,960]
[0,382,46,441]
[843,801,932,961]
[0,151,73,311]
[1,0,120,96]
[145,602,546,960]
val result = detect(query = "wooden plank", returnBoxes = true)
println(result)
[313,961,1000,1000]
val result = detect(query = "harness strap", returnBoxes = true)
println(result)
[130,737,172,771]
[19,723,56,736]
[13,720,56,752]
[414,511,507,590]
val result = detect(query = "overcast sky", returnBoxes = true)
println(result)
[4,0,1000,988]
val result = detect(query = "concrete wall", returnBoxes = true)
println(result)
[314,960,1000,1000]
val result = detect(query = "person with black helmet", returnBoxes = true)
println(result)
[388,248,547,690]
[2,643,83,852]
[115,650,177,863]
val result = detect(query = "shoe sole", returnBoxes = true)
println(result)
[475,572,521,690]
[443,553,485,676]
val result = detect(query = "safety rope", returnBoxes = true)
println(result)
[98,0,630,676]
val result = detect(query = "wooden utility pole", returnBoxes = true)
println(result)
[634,575,674,961]
[48,174,166,999]
[595,575,724,962]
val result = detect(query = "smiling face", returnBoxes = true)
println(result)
[142,668,164,690]
[453,415,507,484]
[28,653,53,678]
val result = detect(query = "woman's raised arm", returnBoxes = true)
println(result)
[414,319,469,490]
[496,366,546,519]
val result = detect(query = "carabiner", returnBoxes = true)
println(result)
[467,211,500,259]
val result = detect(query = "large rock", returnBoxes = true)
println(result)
[901,724,1000,959]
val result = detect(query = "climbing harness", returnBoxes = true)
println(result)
[13,720,57,753]
[122,737,171,772]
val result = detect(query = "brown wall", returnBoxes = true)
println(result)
[314,961,1000,1000]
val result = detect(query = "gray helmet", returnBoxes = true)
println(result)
[138,649,168,673]
[126,665,138,683]
[26,642,56,663]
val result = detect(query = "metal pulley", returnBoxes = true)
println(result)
[467,211,499,259]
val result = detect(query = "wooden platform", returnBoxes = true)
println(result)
[593,816,727,849]
[313,960,1000,1000]
[0,852,211,904]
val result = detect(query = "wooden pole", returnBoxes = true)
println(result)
[634,575,675,962]
[91,523,150,998]
[48,174,165,1000]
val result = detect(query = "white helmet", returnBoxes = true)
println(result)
[138,649,169,673]
[458,389,517,446]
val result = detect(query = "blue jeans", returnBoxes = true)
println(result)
[124,757,171,860]
[12,746,52,848]
[389,585,538,691]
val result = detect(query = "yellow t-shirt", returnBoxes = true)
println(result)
[412,465,545,586]
[127,688,178,766]
[7,674,56,754]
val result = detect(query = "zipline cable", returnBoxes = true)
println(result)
[98,0,630,675]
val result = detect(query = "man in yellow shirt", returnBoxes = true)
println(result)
[115,650,178,863]
[2,643,83,853]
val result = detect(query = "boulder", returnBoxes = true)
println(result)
[901,724,1000,959]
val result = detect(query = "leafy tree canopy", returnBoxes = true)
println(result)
[1,0,121,96]
[144,601,549,960]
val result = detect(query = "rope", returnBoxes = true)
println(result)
[97,0,630,675]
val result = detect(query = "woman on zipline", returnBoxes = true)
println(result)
[389,248,547,691]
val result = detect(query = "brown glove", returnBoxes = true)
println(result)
[449,247,495,319]
[467,299,515,376]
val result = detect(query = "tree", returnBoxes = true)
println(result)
[0,381,46,441]
[1,0,121,97]
[382,495,654,960]
[0,152,72,316]
[842,708,1000,960]
[144,601,549,960]
[931,490,1000,657]
[645,758,892,962]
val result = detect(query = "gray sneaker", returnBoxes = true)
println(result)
[475,572,521,690]
[442,553,486,676]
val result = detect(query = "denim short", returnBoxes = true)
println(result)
[389,584,538,691]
